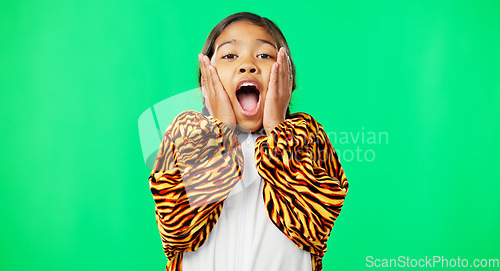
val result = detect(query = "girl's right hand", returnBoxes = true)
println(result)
[199,53,236,126]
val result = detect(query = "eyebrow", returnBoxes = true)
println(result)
[216,39,277,51]
[258,39,278,49]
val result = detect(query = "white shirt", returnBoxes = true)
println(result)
[182,132,312,271]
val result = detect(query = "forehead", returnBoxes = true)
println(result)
[215,20,276,47]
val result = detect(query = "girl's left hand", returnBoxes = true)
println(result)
[263,47,293,135]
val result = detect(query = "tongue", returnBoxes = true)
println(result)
[238,92,258,111]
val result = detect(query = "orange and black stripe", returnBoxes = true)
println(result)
[149,111,348,271]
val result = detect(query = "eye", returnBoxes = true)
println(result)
[222,54,237,59]
[257,54,273,59]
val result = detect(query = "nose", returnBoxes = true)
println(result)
[239,67,256,73]
[238,58,259,74]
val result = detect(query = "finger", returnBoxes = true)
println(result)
[199,54,210,93]
[204,55,230,117]
[204,55,229,101]
[199,54,208,95]
[208,65,225,96]
[268,61,279,99]
[199,54,214,115]
[282,48,289,74]
[278,48,286,96]
[280,49,290,92]
[283,49,293,95]
[203,55,218,102]
[264,61,282,134]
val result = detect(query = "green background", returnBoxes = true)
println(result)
[1,0,499,270]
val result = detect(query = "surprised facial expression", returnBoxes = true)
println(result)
[211,20,278,132]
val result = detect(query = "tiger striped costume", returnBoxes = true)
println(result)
[149,110,348,271]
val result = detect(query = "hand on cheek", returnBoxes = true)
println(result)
[263,47,292,135]
[199,54,236,127]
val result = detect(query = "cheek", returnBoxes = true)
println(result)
[261,66,273,88]
[260,64,275,104]
[215,67,234,93]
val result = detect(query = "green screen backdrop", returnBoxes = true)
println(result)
[1,0,499,270]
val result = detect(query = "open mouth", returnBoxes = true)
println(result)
[236,81,260,116]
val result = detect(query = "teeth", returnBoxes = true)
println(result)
[241,82,255,87]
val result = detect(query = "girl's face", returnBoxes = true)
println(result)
[211,20,278,132]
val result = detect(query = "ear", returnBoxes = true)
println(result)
[210,46,218,66]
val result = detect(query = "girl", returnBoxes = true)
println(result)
[149,12,348,271]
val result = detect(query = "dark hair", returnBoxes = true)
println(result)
[199,12,295,118]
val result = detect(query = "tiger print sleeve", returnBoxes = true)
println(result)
[149,111,242,269]
[255,112,348,262]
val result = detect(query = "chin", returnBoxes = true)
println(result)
[237,118,263,133]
